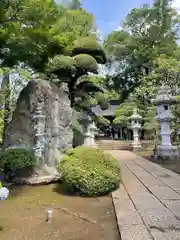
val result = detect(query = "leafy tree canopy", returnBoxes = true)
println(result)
[0,0,94,71]
[104,0,180,101]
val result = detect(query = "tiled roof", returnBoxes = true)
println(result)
[91,100,120,116]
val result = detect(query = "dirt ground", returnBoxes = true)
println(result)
[0,183,120,240]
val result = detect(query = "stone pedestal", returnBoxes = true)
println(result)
[84,122,97,148]
[154,145,178,161]
[152,85,178,161]
[80,112,97,148]
[132,128,141,149]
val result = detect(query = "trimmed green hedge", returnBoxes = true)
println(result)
[0,148,36,176]
[59,146,121,196]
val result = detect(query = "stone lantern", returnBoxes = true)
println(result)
[153,85,178,160]
[80,112,97,148]
[130,108,142,149]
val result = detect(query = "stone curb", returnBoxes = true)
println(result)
[112,185,153,240]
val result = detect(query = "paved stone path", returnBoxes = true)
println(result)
[109,150,180,240]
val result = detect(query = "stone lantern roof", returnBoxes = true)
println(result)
[129,108,142,121]
[153,85,177,105]
[79,111,92,125]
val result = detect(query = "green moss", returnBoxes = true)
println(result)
[59,146,121,196]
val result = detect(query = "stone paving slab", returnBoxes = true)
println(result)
[110,151,180,240]
[133,156,180,191]
[149,230,180,240]
[124,161,180,200]
[162,200,180,219]
[112,185,153,240]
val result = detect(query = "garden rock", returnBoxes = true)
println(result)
[4,79,72,184]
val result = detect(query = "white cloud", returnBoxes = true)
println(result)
[172,0,180,13]
[116,25,122,31]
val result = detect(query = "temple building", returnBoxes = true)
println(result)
[91,100,133,140]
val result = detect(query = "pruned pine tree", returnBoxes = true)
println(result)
[46,35,108,124]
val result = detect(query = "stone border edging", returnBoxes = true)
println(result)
[112,185,153,240]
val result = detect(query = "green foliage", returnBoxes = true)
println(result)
[143,106,157,131]
[46,32,107,120]
[143,105,160,141]
[154,55,180,93]
[0,148,36,175]
[46,55,77,76]
[59,146,121,196]
[90,75,119,100]
[94,92,109,110]
[46,37,106,79]
[102,0,180,142]
[73,36,107,64]
[0,0,94,71]
[76,75,112,112]
[113,97,144,126]
[134,53,180,101]
[104,1,180,100]
[95,115,110,127]
[0,0,65,69]
[0,0,105,145]
[74,36,100,50]
[0,110,4,142]
[172,102,180,141]
[73,54,98,73]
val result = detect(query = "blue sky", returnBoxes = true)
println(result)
[82,0,154,38]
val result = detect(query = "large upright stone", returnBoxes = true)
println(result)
[4,79,73,184]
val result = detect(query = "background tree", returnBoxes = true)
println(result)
[103,0,179,101]
[143,105,159,144]
[102,0,180,142]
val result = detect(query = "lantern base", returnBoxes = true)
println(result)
[153,145,179,161]
[132,141,141,150]
[83,136,97,148]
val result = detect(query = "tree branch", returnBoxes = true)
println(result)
[0,17,18,24]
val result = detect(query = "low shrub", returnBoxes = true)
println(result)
[0,148,36,177]
[59,146,121,196]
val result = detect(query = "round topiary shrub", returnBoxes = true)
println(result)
[0,148,36,178]
[59,146,121,196]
